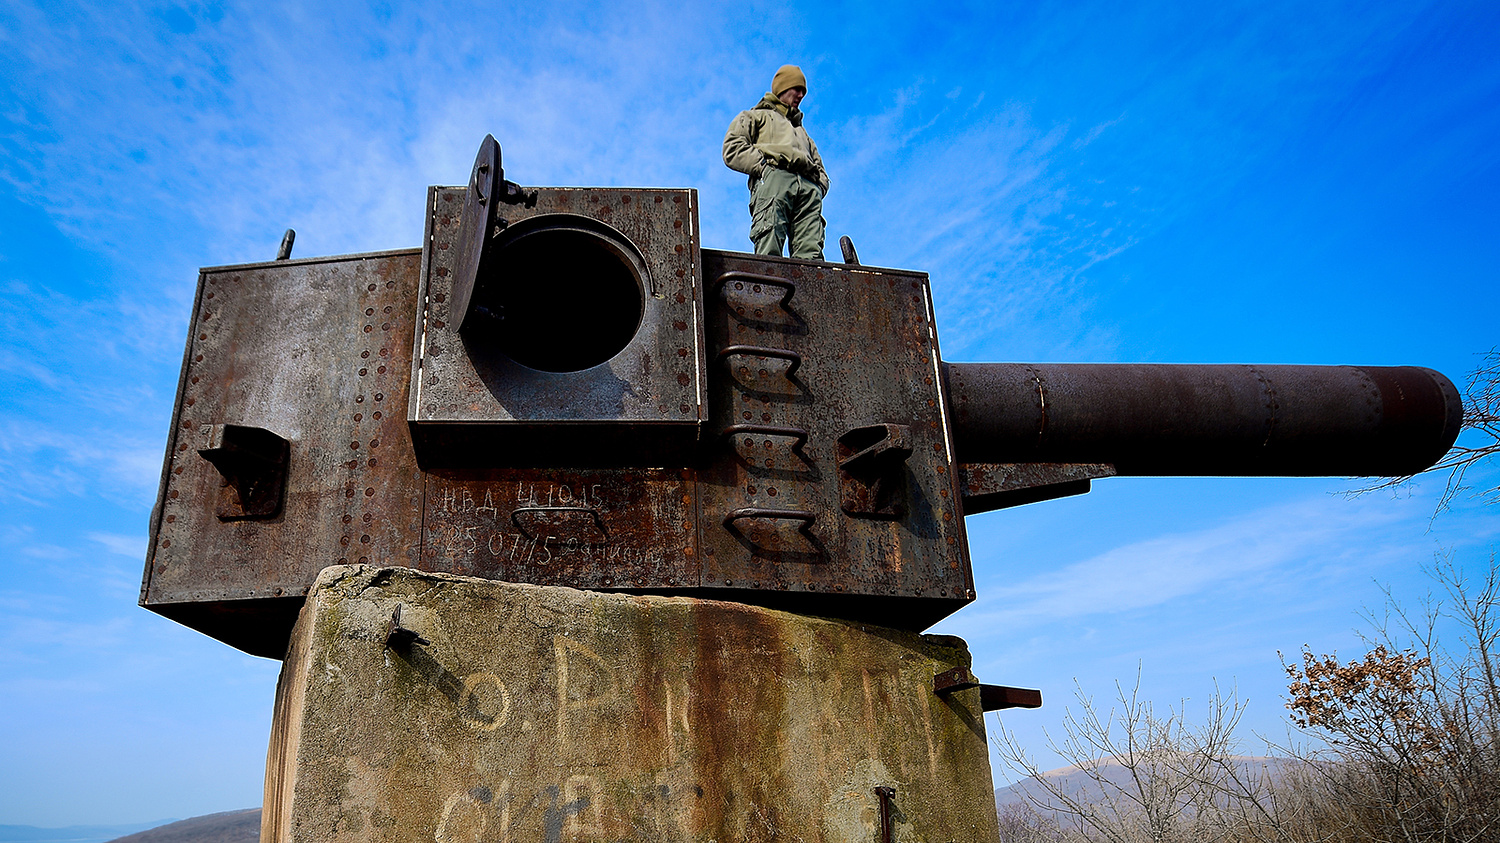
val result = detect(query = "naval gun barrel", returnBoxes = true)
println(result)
[944,363,1462,477]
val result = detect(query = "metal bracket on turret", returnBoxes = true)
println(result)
[837,424,913,518]
[933,666,1043,711]
[958,462,1117,515]
[197,423,289,521]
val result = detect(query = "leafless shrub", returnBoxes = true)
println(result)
[993,672,1286,843]
[992,554,1500,843]
[995,800,1081,843]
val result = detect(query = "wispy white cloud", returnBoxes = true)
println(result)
[0,0,1133,365]
[0,612,134,663]
[959,496,1416,632]
[19,543,73,561]
[0,418,162,507]
[89,532,145,559]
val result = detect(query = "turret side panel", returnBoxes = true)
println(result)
[143,251,426,655]
[697,251,973,625]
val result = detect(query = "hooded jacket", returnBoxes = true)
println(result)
[723,93,830,196]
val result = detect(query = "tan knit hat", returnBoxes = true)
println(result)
[772,65,807,97]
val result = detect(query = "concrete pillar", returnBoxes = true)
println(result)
[262,566,999,843]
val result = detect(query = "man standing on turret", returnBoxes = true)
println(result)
[723,65,830,260]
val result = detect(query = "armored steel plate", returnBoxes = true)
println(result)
[449,134,500,331]
[696,250,973,625]
[409,187,706,467]
[419,468,698,589]
[142,250,426,657]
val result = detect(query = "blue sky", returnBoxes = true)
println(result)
[2,0,1497,827]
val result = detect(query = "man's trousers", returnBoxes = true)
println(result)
[749,168,825,260]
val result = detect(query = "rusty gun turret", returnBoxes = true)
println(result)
[141,136,1462,659]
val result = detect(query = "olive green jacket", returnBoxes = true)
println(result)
[723,93,830,196]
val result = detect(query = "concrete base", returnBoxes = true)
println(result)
[262,566,999,843]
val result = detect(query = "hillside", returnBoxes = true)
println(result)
[103,811,258,843]
[995,756,1296,822]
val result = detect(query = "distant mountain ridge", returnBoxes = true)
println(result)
[0,810,258,843]
[104,811,258,843]
[0,820,177,843]
[996,756,1297,822]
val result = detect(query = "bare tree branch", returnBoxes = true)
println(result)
[992,556,1500,843]
[1346,348,1500,516]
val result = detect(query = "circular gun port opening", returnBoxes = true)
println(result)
[472,224,646,373]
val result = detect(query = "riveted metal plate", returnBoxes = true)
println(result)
[142,250,426,657]
[696,250,972,624]
[409,187,706,467]
[419,468,699,589]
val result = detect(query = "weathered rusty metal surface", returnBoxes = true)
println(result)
[409,186,705,467]
[275,229,294,261]
[196,423,290,519]
[980,686,1044,711]
[932,666,1042,709]
[418,467,699,590]
[142,250,426,658]
[262,566,1001,843]
[875,786,896,843]
[449,136,501,330]
[944,362,1463,476]
[698,250,973,628]
[838,423,915,517]
[960,462,1118,514]
[141,178,1466,659]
